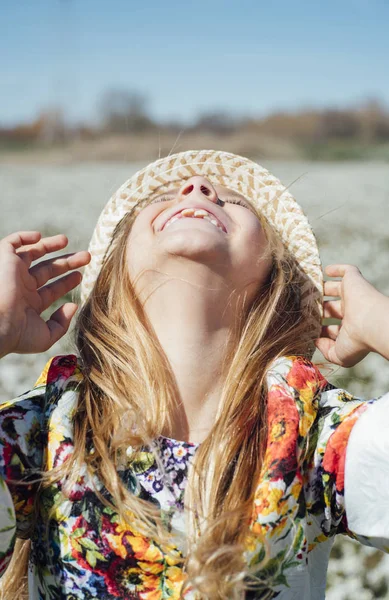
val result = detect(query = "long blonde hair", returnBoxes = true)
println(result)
[1,200,319,600]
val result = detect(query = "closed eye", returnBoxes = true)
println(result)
[225,198,248,207]
[149,195,252,210]
[150,195,174,204]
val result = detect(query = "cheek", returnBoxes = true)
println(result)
[125,219,149,279]
[237,221,273,277]
[126,208,155,246]
[243,219,269,254]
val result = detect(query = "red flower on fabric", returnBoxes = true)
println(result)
[102,556,142,597]
[322,404,368,493]
[263,384,300,480]
[286,356,327,395]
[69,514,166,598]
[47,355,78,384]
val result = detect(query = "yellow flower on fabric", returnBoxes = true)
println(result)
[54,499,72,521]
[290,480,302,501]
[165,565,186,598]
[253,482,285,517]
[167,565,185,582]
[131,535,164,563]
[137,560,164,576]
[105,519,138,559]
[299,411,315,438]
[270,421,284,440]
[295,379,318,438]
[165,549,183,567]
[286,357,326,438]
[46,426,67,468]
[33,358,54,387]
[269,516,289,538]
[139,582,163,600]
[105,532,127,559]
[249,522,268,539]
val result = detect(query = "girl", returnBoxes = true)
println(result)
[0,150,388,600]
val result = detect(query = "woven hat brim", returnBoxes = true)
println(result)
[81,150,323,348]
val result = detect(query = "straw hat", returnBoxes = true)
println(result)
[81,150,323,353]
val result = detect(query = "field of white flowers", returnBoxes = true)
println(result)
[1,159,389,598]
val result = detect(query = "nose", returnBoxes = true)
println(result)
[177,176,218,203]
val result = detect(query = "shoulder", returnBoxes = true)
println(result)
[34,354,82,388]
[0,355,83,418]
[266,355,329,394]
[265,356,374,439]
[265,356,330,437]
[0,355,82,474]
[267,355,376,413]
[36,355,84,424]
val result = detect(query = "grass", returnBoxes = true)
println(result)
[300,140,389,161]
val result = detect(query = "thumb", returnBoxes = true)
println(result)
[314,337,342,366]
[46,303,79,347]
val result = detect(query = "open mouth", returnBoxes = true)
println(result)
[162,208,226,232]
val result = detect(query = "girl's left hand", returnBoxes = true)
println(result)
[315,264,386,367]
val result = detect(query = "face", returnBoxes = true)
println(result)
[126,175,273,304]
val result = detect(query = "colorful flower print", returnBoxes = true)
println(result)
[0,354,387,599]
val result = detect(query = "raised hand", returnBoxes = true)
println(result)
[0,231,91,358]
[315,264,389,367]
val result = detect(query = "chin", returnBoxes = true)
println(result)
[161,233,228,260]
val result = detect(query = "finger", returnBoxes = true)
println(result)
[45,303,79,347]
[30,251,91,288]
[38,271,83,313]
[320,324,341,341]
[323,300,343,320]
[1,231,41,250]
[16,234,69,268]
[323,280,341,297]
[324,264,361,278]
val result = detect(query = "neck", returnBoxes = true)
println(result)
[138,266,246,444]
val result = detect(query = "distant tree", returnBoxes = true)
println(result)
[192,111,241,135]
[0,108,67,145]
[36,109,67,143]
[316,109,360,141]
[99,89,156,134]
[249,111,321,142]
[357,98,389,142]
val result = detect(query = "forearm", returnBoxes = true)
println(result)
[364,290,389,361]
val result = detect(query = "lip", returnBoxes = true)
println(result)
[158,203,228,233]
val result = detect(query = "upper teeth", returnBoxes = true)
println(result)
[163,208,224,231]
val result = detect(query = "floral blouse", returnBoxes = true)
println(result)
[0,354,388,600]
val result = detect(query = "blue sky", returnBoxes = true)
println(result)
[2,0,389,125]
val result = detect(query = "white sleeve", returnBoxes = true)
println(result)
[344,392,389,550]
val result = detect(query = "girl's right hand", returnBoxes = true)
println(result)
[0,231,91,359]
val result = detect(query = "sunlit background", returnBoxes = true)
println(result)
[1,1,389,597]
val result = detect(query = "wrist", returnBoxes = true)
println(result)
[0,338,12,360]
[0,322,16,359]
